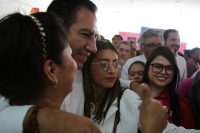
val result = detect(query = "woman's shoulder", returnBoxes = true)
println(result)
[178,95,190,107]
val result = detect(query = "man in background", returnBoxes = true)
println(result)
[116,41,132,62]
[164,29,187,82]
[112,34,123,47]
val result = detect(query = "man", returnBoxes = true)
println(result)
[163,29,187,82]
[120,28,164,80]
[111,34,123,47]
[184,49,191,61]
[116,41,132,62]
[130,41,137,57]
[187,47,200,78]
[189,71,200,129]
[0,0,100,132]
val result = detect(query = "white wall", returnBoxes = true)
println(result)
[16,0,200,49]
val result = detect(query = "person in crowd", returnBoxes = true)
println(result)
[0,0,169,133]
[163,29,187,82]
[116,41,132,62]
[176,78,194,98]
[178,52,184,58]
[97,34,105,41]
[1,0,199,133]
[82,41,198,133]
[0,12,102,133]
[129,41,137,57]
[82,40,141,132]
[142,46,194,129]
[128,61,145,84]
[189,71,200,129]
[0,0,101,132]
[120,28,164,80]
[187,47,200,78]
[111,34,123,47]
[184,49,191,61]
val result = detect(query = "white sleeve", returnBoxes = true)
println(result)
[163,123,199,133]
[120,59,133,80]
[119,78,132,88]
[0,96,32,133]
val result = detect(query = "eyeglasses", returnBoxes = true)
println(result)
[151,63,174,75]
[90,60,125,73]
[143,43,162,49]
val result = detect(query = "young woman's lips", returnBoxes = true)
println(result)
[105,77,116,82]
[157,76,167,81]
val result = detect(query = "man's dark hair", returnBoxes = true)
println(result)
[112,35,123,40]
[184,49,191,58]
[163,29,179,41]
[190,47,200,55]
[47,0,97,32]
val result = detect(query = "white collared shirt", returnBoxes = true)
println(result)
[175,54,187,82]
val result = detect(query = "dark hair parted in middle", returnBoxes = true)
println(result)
[82,41,123,123]
[0,12,67,103]
[142,46,181,126]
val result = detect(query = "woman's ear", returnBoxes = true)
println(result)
[43,60,58,84]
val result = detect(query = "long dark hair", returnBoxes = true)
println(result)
[82,41,123,123]
[142,46,181,126]
[0,12,67,104]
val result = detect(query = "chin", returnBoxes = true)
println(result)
[104,84,115,89]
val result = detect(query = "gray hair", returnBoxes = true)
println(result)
[116,40,132,50]
[140,29,164,48]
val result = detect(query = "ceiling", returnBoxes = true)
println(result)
[16,0,200,48]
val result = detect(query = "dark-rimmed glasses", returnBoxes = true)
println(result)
[90,60,125,73]
[151,63,174,75]
[143,43,162,49]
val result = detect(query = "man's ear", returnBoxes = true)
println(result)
[43,60,58,83]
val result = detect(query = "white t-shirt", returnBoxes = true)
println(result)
[176,54,187,82]
[120,54,147,80]
[0,95,32,133]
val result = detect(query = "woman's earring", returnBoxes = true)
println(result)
[54,80,58,88]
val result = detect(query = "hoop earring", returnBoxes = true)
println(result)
[54,80,58,88]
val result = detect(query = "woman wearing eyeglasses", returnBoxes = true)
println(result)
[82,40,142,132]
[142,46,194,129]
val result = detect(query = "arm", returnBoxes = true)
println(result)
[0,96,101,133]
[187,63,196,78]
[139,84,199,133]
[25,107,101,133]
[119,79,144,99]
[139,83,168,133]
[189,71,200,129]
[189,101,197,128]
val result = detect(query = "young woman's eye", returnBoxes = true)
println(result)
[154,65,162,69]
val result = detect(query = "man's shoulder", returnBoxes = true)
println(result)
[176,55,186,62]
[126,54,146,65]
